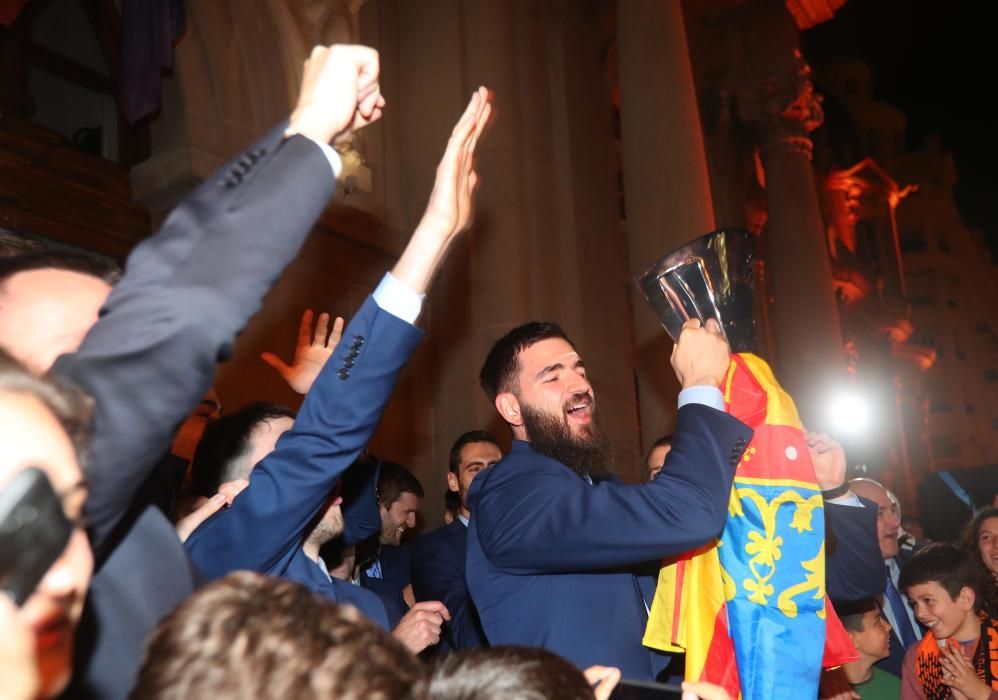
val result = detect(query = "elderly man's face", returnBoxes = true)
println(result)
[850,481,900,559]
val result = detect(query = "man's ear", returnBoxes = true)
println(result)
[957,585,976,611]
[446,471,459,493]
[496,392,522,427]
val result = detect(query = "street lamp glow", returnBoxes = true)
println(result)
[827,392,872,436]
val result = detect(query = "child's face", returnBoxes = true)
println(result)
[850,608,892,661]
[907,581,977,641]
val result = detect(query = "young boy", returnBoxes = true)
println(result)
[899,543,998,700]
[837,599,902,698]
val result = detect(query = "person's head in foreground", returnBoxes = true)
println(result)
[0,348,94,697]
[428,646,619,700]
[130,571,426,700]
[479,322,614,482]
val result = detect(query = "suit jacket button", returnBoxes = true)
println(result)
[338,369,349,380]
[352,335,365,347]
[344,358,355,368]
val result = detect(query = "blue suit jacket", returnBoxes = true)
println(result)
[411,520,487,652]
[186,297,422,626]
[56,124,337,699]
[825,497,887,603]
[466,404,752,679]
[360,543,412,628]
[877,549,919,678]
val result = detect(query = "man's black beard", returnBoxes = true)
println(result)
[520,400,615,482]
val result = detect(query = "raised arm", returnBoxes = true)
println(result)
[185,88,493,576]
[53,46,385,552]
[473,403,751,574]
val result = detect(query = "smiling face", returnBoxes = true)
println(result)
[500,337,594,442]
[906,581,978,642]
[378,491,421,547]
[0,391,94,698]
[977,516,998,578]
[848,608,892,662]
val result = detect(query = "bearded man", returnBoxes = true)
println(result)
[465,320,753,679]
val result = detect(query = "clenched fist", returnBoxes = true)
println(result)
[670,318,731,390]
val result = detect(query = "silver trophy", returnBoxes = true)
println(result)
[636,228,757,354]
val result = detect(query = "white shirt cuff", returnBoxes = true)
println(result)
[302,136,343,179]
[372,272,425,324]
[677,386,726,412]
[826,492,863,507]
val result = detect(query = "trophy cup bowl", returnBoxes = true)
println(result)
[636,228,757,354]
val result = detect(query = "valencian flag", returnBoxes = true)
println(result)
[643,353,857,699]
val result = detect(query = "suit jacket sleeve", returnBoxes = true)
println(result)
[185,298,423,579]
[825,496,887,601]
[340,460,383,548]
[52,124,336,554]
[473,404,752,574]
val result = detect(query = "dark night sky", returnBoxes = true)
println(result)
[801,0,997,258]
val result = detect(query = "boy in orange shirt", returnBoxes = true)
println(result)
[899,544,998,700]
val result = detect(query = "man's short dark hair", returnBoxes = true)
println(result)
[131,571,426,700]
[0,229,45,257]
[448,430,500,474]
[376,460,424,508]
[0,250,121,291]
[898,543,981,610]
[835,598,881,634]
[650,434,673,451]
[479,322,575,400]
[189,402,296,498]
[428,646,594,700]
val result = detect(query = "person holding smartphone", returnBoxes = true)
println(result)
[0,349,93,698]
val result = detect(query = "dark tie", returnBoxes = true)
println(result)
[884,564,918,648]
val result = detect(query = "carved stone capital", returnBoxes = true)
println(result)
[739,50,824,160]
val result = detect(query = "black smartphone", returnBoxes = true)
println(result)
[0,467,73,605]
[608,678,684,700]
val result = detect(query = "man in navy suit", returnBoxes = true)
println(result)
[466,319,753,679]
[850,478,921,677]
[411,430,502,651]
[358,461,424,627]
[186,86,494,656]
[0,45,390,700]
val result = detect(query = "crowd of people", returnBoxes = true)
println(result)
[1,43,996,700]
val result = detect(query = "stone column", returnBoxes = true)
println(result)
[617,0,716,452]
[740,49,846,427]
[390,0,643,515]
